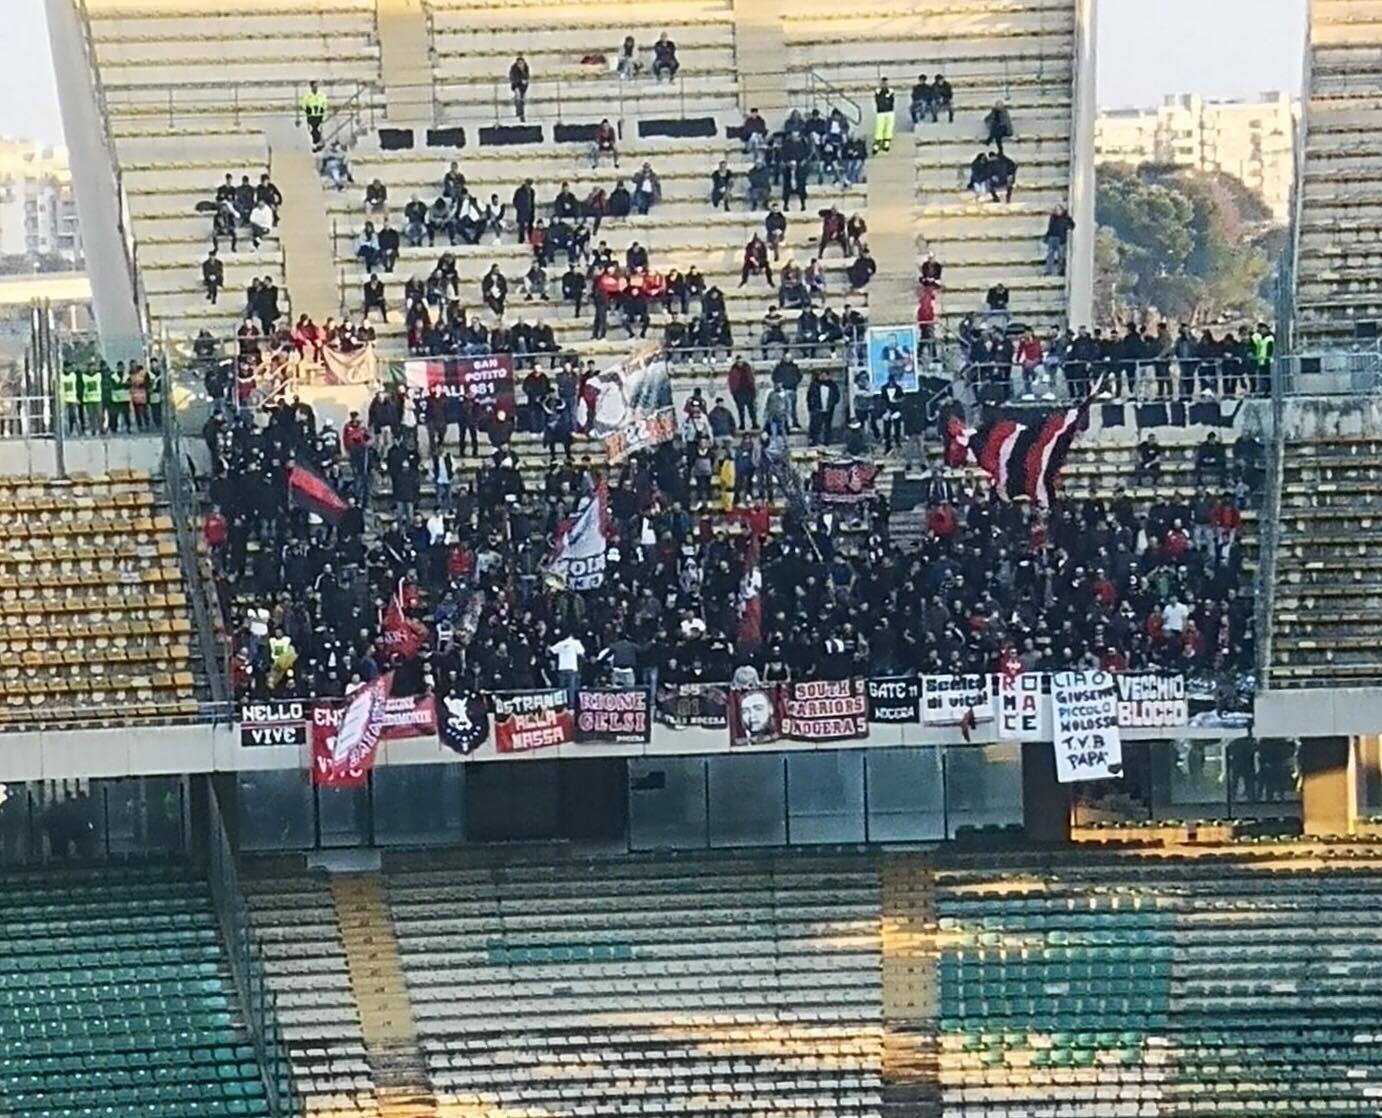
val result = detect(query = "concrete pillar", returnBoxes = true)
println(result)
[1065,0,1098,328]
[1022,742,1071,844]
[1300,736,1355,837]
[44,0,146,362]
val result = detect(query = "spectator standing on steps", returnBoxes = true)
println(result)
[872,79,896,154]
[301,81,327,150]
[1044,205,1075,276]
[513,179,536,244]
[984,101,1013,154]
[509,54,530,122]
[202,248,224,304]
[711,161,734,211]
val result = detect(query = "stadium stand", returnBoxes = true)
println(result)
[0,862,272,1118]
[1293,0,1382,349]
[0,469,199,724]
[933,844,1382,1117]
[1271,434,1382,687]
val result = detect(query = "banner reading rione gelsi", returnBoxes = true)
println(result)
[655,682,729,729]
[492,689,576,754]
[995,672,1048,741]
[866,677,920,724]
[783,679,869,742]
[576,687,652,744]
[1051,670,1123,783]
[921,675,994,726]
[1115,673,1187,729]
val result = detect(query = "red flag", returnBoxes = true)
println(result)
[312,674,390,787]
[736,534,763,650]
[959,706,978,743]
[288,461,348,523]
[377,578,428,662]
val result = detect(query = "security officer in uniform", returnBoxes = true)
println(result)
[873,79,896,154]
[79,360,103,435]
[108,360,131,433]
[60,362,80,435]
[300,81,328,150]
[1250,322,1275,397]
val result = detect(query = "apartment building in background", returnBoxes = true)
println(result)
[0,138,82,266]
[1095,91,1299,223]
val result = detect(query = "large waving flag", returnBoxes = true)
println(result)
[946,398,1091,508]
[312,673,390,788]
[377,578,429,662]
[288,461,348,523]
[546,480,610,591]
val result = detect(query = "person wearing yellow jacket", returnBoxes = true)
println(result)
[300,81,328,149]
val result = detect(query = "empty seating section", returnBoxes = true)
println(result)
[84,0,382,139]
[1296,0,1382,348]
[243,871,379,1118]
[934,848,1382,1118]
[784,0,1076,328]
[1271,436,1382,686]
[385,853,886,1117]
[0,471,199,723]
[430,0,741,121]
[0,864,269,1118]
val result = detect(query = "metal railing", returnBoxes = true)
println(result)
[203,778,301,1118]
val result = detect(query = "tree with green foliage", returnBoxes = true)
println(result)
[1095,164,1278,327]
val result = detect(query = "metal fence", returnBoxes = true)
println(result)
[203,777,301,1118]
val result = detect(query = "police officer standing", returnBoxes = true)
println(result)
[873,79,896,154]
[79,359,103,435]
[60,361,80,435]
[108,360,130,433]
[300,81,328,150]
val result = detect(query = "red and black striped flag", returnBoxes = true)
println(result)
[287,461,348,523]
[948,398,1092,507]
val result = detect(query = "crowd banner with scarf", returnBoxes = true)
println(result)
[438,687,490,754]
[921,675,994,726]
[312,674,391,787]
[655,682,729,728]
[287,461,348,523]
[576,688,653,744]
[729,684,784,747]
[866,677,920,723]
[996,672,1048,741]
[493,689,576,753]
[813,459,881,504]
[319,345,378,386]
[945,392,1094,507]
[404,353,516,417]
[782,679,869,742]
[1051,670,1123,783]
[546,479,610,591]
[1115,673,1188,728]
[580,344,676,463]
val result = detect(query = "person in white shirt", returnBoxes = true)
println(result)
[1161,595,1188,635]
[249,200,276,249]
[550,634,586,705]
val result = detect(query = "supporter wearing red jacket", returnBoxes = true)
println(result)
[926,502,957,540]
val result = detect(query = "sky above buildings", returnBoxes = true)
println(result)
[0,0,1311,146]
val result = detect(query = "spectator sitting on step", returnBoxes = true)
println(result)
[911,74,934,124]
[365,178,388,213]
[233,175,256,224]
[846,213,868,255]
[442,161,466,200]
[426,194,455,246]
[363,273,388,323]
[983,282,1010,328]
[739,235,773,287]
[552,181,579,221]
[625,240,650,272]
[482,264,507,316]
[581,185,607,235]
[841,134,867,186]
[320,145,353,191]
[591,119,619,169]
[215,174,236,208]
[652,33,679,81]
[804,257,826,299]
[1134,433,1162,486]
[763,201,787,260]
[920,251,943,289]
[212,201,238,253]
[356,221,380,271]
[846,246,876,291]
[984,101,1014,154]
[403,195,428,246]
[817,207,847,256]
[760,307,788,358]
[523,259,549,302]
[1195,432,1227,488]
[256,174,283,220]
[710,160,735,211]
[631,162,661,215]
[481,194,506,242]
[746,159,771,211]
[741,107,768,153]
[933,73,955,122]
[987,150,1017,203]
[968,151,993,199]
[607,180,632,218]
[616,35,642,79]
